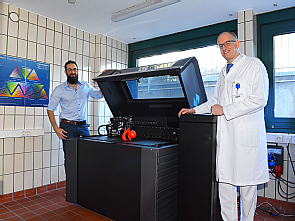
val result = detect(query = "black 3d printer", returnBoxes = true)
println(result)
[66,57,222,221]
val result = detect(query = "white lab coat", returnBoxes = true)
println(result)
[194,54,269,186]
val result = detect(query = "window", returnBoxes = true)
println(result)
[127,75,184,99]
[259,14,295,133]
[137,46,226,98]
[273,33,295,118]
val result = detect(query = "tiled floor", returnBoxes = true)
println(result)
[0,187,294,220]
[0,187,113,221]
[252,197,295,221]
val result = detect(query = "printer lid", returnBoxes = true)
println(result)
[93,57,207,120]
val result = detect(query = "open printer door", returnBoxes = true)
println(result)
[93,57,207,130]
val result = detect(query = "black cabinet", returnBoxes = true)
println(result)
[66,137,178,221]
[178,114,222,221]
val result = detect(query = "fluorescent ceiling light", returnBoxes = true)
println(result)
[111,0,181,22]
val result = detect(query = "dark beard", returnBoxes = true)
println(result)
[67,75,78,84]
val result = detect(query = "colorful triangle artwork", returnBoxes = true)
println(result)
[11,84,25,98]
[5,81,18,95]
[32,84,43,97]
[38,88,48,99]
[0,85,11,97]
[27,69,40,81]
[25,86,36,98]
[1,56,49,106]
[19,82,30,95]
[20,67,32,79]
[10,67,24,79]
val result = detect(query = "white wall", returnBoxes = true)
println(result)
[0,2,128,196]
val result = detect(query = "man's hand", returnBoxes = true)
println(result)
[47,110,68,140]
[54,127,68,140]
[211,104,224,116]
[178,108,195,118]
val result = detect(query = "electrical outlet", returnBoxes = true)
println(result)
[289,135,295,144]
[21,130,31,136]
[275,135,283,143]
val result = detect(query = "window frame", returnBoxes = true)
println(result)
[128,20,237,68]
[257,7,295,133]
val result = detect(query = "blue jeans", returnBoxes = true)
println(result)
[60,121,90,172]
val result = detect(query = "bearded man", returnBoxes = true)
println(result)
[47,60,103,177]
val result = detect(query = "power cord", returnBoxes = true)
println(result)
[98,124,108,136]
[267,142,295,199]
[256,202,295,218]
[270,171,295,199]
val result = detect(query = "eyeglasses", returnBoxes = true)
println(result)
[218,40,236,49]
[67,68,77,73]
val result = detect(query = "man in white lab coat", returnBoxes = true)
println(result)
[178,32,269,221]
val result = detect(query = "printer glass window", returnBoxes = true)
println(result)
[126,75,184,99]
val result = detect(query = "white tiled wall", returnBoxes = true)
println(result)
[238,9,257,57]
[0,2,128,195]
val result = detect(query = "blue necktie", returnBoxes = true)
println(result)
[226,63,233,73]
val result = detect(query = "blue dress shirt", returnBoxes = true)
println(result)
[226,63,233,73]
[47,81,102,121]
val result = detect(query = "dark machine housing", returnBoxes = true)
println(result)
[66,57,210,221]
[93,56,207,140]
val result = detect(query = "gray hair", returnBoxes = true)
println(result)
[217,32,238,43]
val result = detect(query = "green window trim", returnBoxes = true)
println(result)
[128,20,237,67]
[257,7,295,133]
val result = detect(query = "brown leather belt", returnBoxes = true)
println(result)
[61,119,86,125]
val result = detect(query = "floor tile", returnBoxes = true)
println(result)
[67,214,87,221]
[6,204,24,211]
[254,216,266,221]
[3,201,19,208]
[0,211,17,219]
[25,215,46,221]
[0,207,11,214]
[46,215,65,221]
[268,198,282,210]
[52,207,70,214]
[13,207,31,215]
[79,210,98,218]
[70,206,90,215]
[15,198,32,204]
[18,211,37,219]
[281,201,295,212]
[64,204,80,211]
[44,203,62,211]
[58,210,77,218]
[39,211,58,219]
[4,216,23,221]
[25,203,43,211]
[19,200,38,208]
[87,215,106,221]
[1,187,294,221]
[32,207,50,215]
